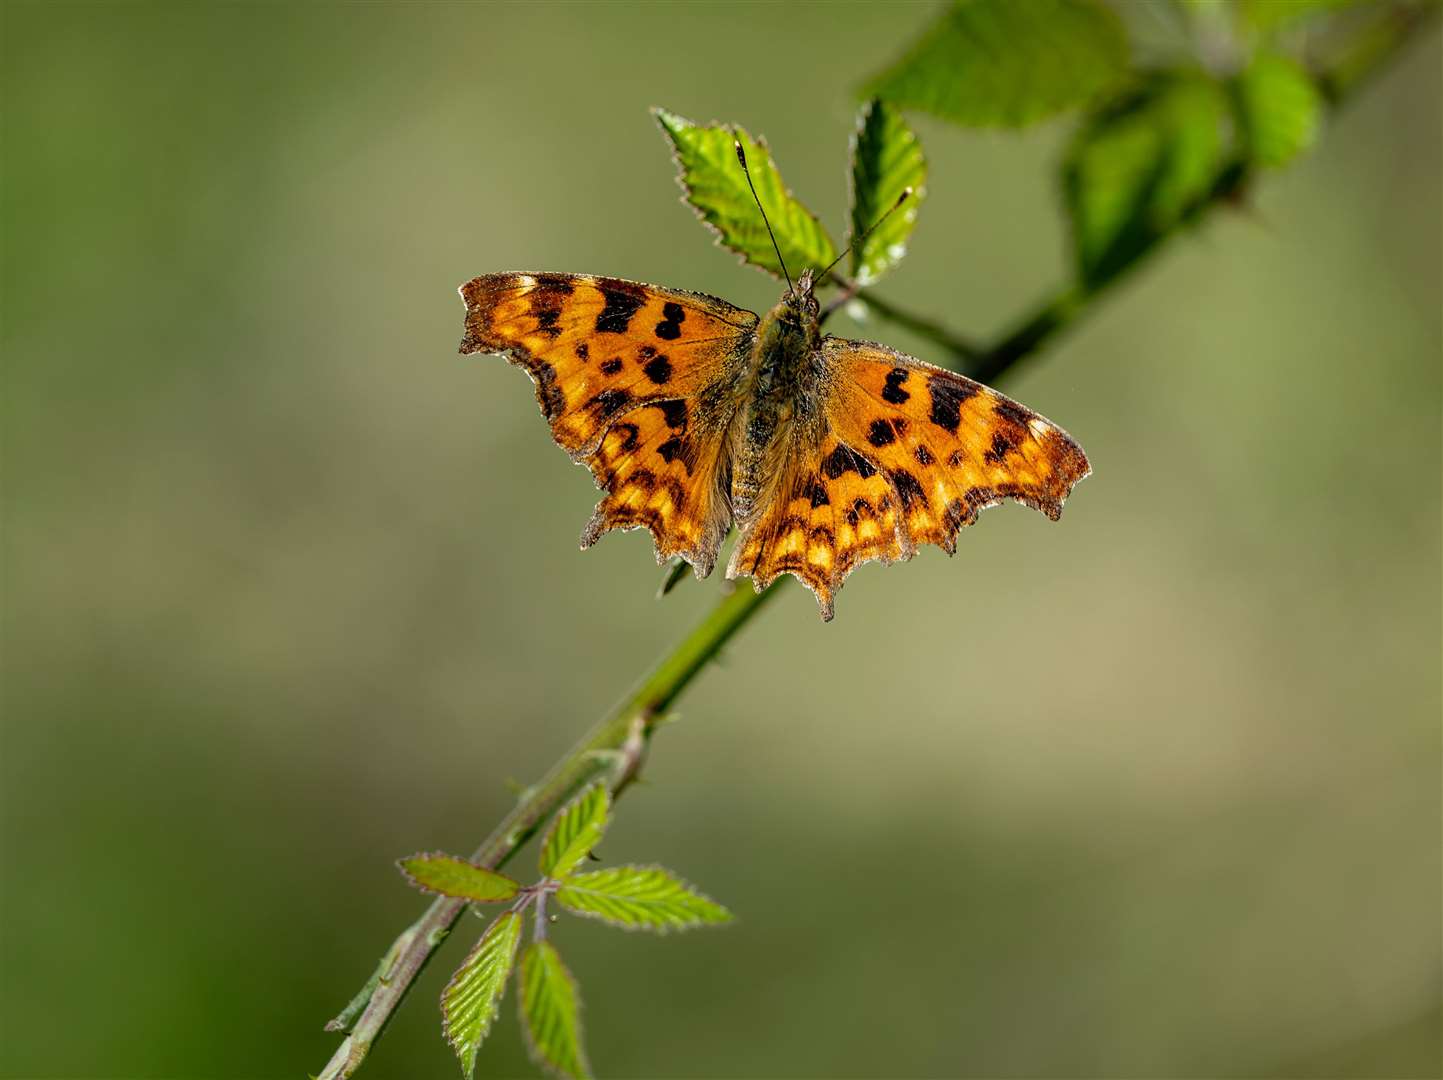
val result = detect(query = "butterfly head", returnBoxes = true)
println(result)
[783,268,821,319]
[760,266,817,345]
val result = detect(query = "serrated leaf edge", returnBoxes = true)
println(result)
[519,941,592,1080]
[397,851,522,902]
[651,105,834,283]
[845,98,928,284]
[555,862,734,935]
[441,911,523,1079]
[539,782,610,879]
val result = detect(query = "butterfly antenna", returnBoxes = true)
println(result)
[734,138,794,295]
[814,187,914,289]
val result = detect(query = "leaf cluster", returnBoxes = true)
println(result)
[655,99,928,291]
[863,0,1339,287]
[399,784,730,1079]
[655,0,1351,311]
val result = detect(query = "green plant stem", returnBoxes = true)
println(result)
[844,283,980,361]
[316,13,1431,1076]
[318,582,781,1079]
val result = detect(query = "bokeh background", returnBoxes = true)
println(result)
[3,3,1439,1078]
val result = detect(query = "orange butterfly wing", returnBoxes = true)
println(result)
[730,338,1090,620]
[726,433,904,621]
[459,272,757,575]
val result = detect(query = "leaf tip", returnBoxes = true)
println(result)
[650,106,689,137]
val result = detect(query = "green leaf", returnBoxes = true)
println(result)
[847,101,927,286]
[653,107,836,280]
[398,852,521,903]
[519,941,591,1080]
[1233,51,1322,168]
[539,782,609,880]
[1237,0,1360,33]
[1063,70,1229,286]
[861,0,1129,129]
[442,911,523,1079]
[556,865,733,933]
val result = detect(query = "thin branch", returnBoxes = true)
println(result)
[316,13,1433,1077]
[845,280,981,362]
[318,583,781,1079]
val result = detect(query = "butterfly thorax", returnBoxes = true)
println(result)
[730,275,825,527]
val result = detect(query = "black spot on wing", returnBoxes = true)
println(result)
[612,422,640,452]
[656,436,697,472]
[654,302,685,341]
[588,388,631,418]
[914,444,935,466]
[596,281,646,334]
[822,443,878,480]
[643,354,673,384]
[882,368,911,405]
[532,274,575,295]
[658,400,688,430]
[984,432,1012,465]
[867,419,896,447]
[574,342,589,361]
[890,469,927,509]
[928,376,978,433]
[844,498,875,528]
[804,477,830,508]
[994,398,1032,427]
[600,358,623,375]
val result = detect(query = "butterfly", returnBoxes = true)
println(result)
[459,153,1089,622]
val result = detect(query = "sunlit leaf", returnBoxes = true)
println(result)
[848,100,926,286]
[862,0,1129,129]
[1063,70,1229,286]
[653,107,836,280]
[442,911,523,1078]
[539,783,609,880]
[519,941,591,1080]
[398,852,521,903]
[1233,51,1322,168]
[556,864,733,933]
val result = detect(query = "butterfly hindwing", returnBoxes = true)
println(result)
[459,272,757,574]
[580,397,733,576]
[726,434,903,621]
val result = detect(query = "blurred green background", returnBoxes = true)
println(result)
[3,3,1439,1077]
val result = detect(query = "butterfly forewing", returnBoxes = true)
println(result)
[459,272,757,575]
